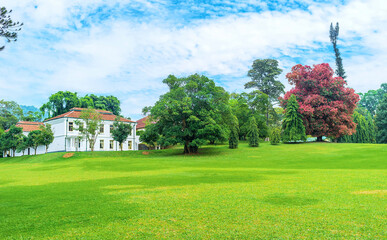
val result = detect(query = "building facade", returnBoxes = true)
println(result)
[4,108,138,157]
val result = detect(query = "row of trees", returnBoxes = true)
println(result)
[0,124,53,157]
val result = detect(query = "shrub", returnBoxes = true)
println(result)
[270,127,281,145]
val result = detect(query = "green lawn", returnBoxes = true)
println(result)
[0,143,386,239]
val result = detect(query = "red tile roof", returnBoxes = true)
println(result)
[136,116,156,130]
[11,121,44,132]
[44,108,135,123]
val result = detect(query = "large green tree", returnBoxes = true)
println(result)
[0,7,23,51]
[245,59,284,125]
[282,94,306,143]
[338,108,376,143]
[74,108,103,152]
[146,74,230,154]
[0,100,23,130]
[16,135,29,156]
[358,83,387,115]
[2,125,23,157]
[329,22,346,79]
[375,94,387,143]
[111,117,132,151]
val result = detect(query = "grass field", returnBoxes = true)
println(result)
[0,142,386,239]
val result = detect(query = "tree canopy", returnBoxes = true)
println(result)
[375,94,387,143]
[280,63,359,140]
[358,83,387,116]
[246,59,284,125]
[145,74,231,154]
[40,91,121,118]
[74,108,103,152]
[111,118,132,151]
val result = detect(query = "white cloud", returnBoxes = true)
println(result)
[0,0,386,117]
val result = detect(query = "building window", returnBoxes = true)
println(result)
[69,122,73,132]
[110,140,114,149]
[128,141,132,150]
[100,124,104,133]
[110,124,114,133]
[100,140,104,149]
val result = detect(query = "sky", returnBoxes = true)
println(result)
[0,0,386,120]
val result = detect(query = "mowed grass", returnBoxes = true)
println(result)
[0,143,386,239]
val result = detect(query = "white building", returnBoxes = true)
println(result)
[4,108,138,157]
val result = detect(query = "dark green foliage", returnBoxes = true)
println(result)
[247,117,259,147]
[38,124,54,153]
[245,59,284,125]
[329,22,346,79]
[358,83,387,115]
[40,92,121,118]
[375,94,387,143]
[270,127,281,145]
[282,95,306,143]
[16,135,29,156]
[139,123,160,150]
[28,130,41,155]
[228,115,239,149]
[1,126,23,157]
[112,118,132,151]
[0,7,23,51]
[146,74,231,154]
[337,108,376,143]
[229,93,269,140]
[0,100,23,130]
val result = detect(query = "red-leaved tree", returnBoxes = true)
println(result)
[279,63,359,141]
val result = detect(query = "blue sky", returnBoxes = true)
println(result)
[0,0,386,119]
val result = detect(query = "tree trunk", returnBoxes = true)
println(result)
[317,136,323,142]
[184,141,190,154]
[120,143,123,151]
[34,148,37,155]
[266,105,269,126]
[46,146,48,154]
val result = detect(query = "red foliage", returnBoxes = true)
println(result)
[279,63,359,138]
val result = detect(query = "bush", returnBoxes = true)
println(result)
[270,127,281,145]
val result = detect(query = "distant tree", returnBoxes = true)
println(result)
[337,108,376,143]
[28,130,41,155]
[75,108,102,152]
[111,117,132,151]
[280,63,359,141]
[16,135,29,156]
[139,123,160,150]
[329,22,346,79]
[366,112,376,143]
[247,117,259,147]
[40,91,80,118]
[0,7,23,51]
[228,115,239,149]
[38,124,54,153]
[0,100,23,130]
[270,127,281,145]
[146,74,231,154]
[358,83,387,115]
[282,94,307,143]
[246,59,284,125]
[22,111,42,122]
[375,94,387,143]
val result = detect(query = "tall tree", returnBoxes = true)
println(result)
[38,124,54,153]
[280,63,359,141]
[375,94,387,143]
[146,74,231,154]
[111,117,132,151]
[246,59,284,125]
[247,116,259,147]
[228,115,239,149]
[75,108,103,152]
[329,22,346,79]
[282,94,307,143]
[0,7,23,51]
